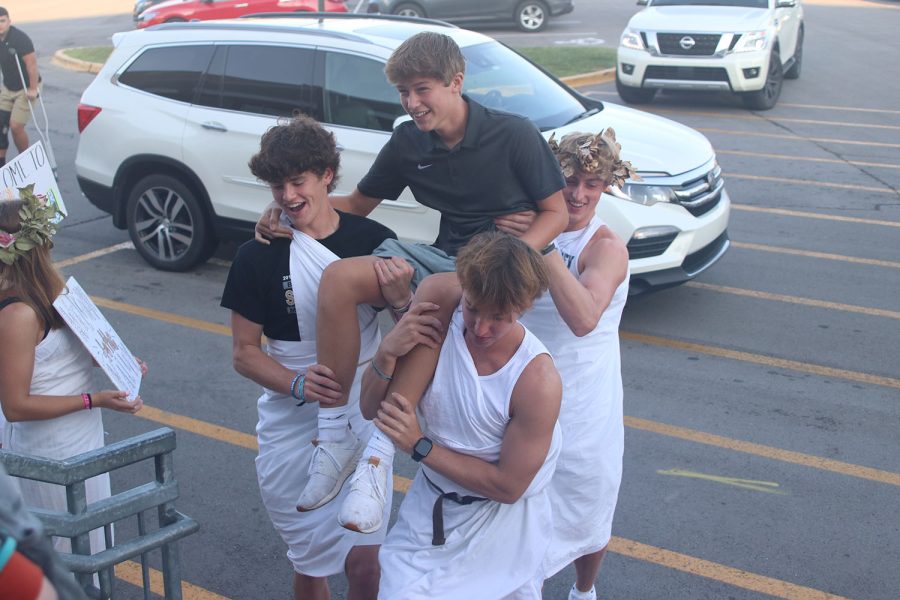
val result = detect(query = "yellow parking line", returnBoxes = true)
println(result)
[717,149,900,170]
[730,203,900,228]
[685,281,900,319]
[133,403,859,599]
[621,331,900,389]
[626,417,900,487]
[91,295,900,391]
[698,127,900,148]
[728,172,899,194]
[651,108,900,131]
[54,241,134,268]
[729,241,900,269]
[778,102,900,115]
[657,469,787,495]
[607,537,849,600]
[116,560,229,600]
[91,297,233,336]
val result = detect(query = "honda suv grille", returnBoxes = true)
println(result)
[672,165,725,217]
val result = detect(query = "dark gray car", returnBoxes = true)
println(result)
[366,0,574,31]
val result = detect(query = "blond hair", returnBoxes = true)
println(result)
[455,232,549,315]
[549,128,639,188]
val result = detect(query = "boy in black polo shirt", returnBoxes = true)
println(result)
[259,32,568,532]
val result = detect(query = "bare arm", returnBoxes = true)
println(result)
[0,305,141,422]
[546,227,628,336]
[376,354,562,503]
[518,191,568,251]
[329,187,382,217]
[23,53,39,100]
[230,311,342,405]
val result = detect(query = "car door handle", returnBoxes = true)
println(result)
[201,121,228,132]
[235,2,248,6]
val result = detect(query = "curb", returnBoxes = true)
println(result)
[52,49,104,74]
[561,67,616,88]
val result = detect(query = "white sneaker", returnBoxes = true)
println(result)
[296,437,364,512]
[338,456,391,534]
[568,585,597,600]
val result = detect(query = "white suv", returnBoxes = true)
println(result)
[616,0,804,110]
[75,14,730,294]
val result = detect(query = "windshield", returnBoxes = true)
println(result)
[650,0,768,7]
[460,42,589,130]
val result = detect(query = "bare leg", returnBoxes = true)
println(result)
[293,572,330,600]
[10,121,29,153]
[345,545,380,600]
[573,546,608,593]
[317,256,388,405]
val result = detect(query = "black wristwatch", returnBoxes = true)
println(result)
[412,437,433,462]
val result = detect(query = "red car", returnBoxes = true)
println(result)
[136,0,347,28]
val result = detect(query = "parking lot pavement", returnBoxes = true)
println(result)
[6,1,900,598]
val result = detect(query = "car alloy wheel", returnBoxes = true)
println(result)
[516,1,548,32]
[392,2,424,18]
[126,174,215,271]
[741,50,783,111]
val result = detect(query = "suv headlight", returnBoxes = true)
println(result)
[733,30,769,53]
[619,183,675,206]
[620,30,645,51]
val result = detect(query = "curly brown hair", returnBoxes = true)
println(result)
[384,32,466,86]
[248,114,340,192]
[0,200,66,331]
[455,231,549,315]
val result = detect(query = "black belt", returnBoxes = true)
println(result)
[423,471,489,546]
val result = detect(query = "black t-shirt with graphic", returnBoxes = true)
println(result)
[0,26,37,91]
[220,211,395,341]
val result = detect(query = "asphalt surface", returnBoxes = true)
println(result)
[6,1,900,598]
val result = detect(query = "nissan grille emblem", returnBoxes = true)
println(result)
[679,36,696,50]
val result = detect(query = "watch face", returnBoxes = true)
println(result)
[413,437,433,461]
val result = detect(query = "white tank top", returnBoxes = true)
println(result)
[421,306,561,497]
[521,214,629,423]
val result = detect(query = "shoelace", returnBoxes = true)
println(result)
[307,442,353,477]
[349,462,386,504]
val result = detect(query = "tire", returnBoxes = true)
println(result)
[615,73,657,104]
[392,2,425,18]
[515,1,549,32]
[784,26,803,80]
[740,50,783,110]
[126,174,216,271]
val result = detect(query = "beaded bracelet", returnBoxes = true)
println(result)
[391,295,413,315]
[291,373,307,407]
[81,393,93,410]
[371,361,394,382]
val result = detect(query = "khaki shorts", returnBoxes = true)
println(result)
[0,85,36,125]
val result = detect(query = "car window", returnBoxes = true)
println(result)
[118,45,215,103]
[196,45,321,118]
[322,52,404,132]
[461,42,587,130]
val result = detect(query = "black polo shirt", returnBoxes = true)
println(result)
[358,96,565,256]
[0,26,36,91]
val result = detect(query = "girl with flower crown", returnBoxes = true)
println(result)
[0,189,147,559]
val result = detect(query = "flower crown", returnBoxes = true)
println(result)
[548,128,640,188]
[0,185,62,266]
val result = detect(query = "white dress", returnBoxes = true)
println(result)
[3,322,111,556]
[379,307,561,599]
[251,230,391,577]
[521,213,629,577]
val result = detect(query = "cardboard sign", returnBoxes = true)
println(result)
[53,277,142,402]
[0,142,66,219]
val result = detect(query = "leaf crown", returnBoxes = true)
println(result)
[0,185,62,266]
[548,128,641,188]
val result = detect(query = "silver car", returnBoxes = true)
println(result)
[365,0,574,32]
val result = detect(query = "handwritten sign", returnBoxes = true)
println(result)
[0,142,66,219]
[53,277,142,401]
